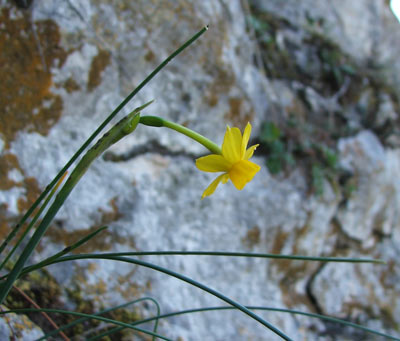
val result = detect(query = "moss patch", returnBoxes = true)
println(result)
[6,268,147,340]
[0,6,69,147]
[5,270,70,337]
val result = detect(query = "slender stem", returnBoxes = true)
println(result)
[140,116,222,155]
[163,119,222,154]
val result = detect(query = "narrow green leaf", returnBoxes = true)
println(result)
[0,308,170,341]
[0,171,68,271]
[29,226,108,272]
[11,254,294,340]
[0,251,384,283]
[37,297,160,341]
[131,306,400,341]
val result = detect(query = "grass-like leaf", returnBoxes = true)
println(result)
[129,305,400,341]
[0,307,168,341]
[12,250,383,279]
[0,171,68,272]
[8,254,294,340]
[0,251,384,340]
[37,297,160,341]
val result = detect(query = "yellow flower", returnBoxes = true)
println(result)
[196,122,261,199]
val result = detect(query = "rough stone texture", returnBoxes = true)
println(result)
[1,0,400,340]
[337,131,400,243]
[250,0,400,89]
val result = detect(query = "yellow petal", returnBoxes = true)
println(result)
[241,123,252,158]
[244,144,259,160]
[201,173,227,199]
[222,126,242,163]
[229,159,261,190]
[196,154,231,172]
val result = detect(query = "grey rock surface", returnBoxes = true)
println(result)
[250,0,400,85]
[1,0,400,340]
[337,131,400,242]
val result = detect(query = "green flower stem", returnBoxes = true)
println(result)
[0,105,146,305]
[140,116,222,155]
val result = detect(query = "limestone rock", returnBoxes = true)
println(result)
[337,131,400,243]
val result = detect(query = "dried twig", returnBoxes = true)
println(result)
[12,286,70,341]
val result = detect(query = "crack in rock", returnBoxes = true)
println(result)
[305,262,325,316]
[103,139,201,162]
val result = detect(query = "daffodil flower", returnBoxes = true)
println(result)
[196,123,260,199]
[139,116,261,199]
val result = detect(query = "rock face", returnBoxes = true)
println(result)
[1,0,400,340]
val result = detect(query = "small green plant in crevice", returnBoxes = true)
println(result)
[309,144,340,195]
[337,169,358,206]
[246,15,273,44]
[247,6,360,95]
[247,1,400,153]
[245,10,297,80]
[259,121,295,174]
[317,39,357,92]
[258,120,342,195]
